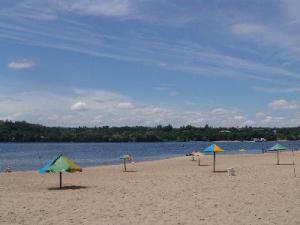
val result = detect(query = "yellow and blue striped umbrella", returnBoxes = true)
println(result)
[204,144,224,172]
[204,144,224,153]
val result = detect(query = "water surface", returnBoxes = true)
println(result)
[0,141,299,171]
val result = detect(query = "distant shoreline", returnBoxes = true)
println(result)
[0,140,299,144]
[1,121,300,142]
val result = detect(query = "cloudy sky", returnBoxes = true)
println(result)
[1,0,300,127]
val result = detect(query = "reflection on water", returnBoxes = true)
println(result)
[0,141,299,171]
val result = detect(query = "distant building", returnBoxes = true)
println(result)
[252,138,266,142]
[220,130,231,133]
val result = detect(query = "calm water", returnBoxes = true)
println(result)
[0,141,300,172]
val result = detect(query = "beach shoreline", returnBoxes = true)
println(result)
[3,150,299,173]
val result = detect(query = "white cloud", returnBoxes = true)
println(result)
[262,115,286,125]
[268,99,298,110]
[55,0,133,17]
[254,112,290,127]
[8,59,35,70]
[211,108,228,115]
[91,115,103,124]
[0,89,254,127]
[263,116,273,123]
[234,115,246,121]
[256,112,266,118]
[252,86,300,93]
[70,101,88,111]
[243,120,255,126]
[116,102,135,109]
[231,23,295,47]
[1,88,300,127]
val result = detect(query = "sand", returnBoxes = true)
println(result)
[1,152,300,225]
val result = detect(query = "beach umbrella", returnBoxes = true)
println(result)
[204,144,224,172]
[120,154,132,172]
[39,154,82,189]
[269,143,288,165]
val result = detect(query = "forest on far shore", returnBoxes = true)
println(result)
[0,120,300,142]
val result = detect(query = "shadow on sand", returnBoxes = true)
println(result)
[213,170,227,173]
[48,185,88,191]
[277,163,295,166]
[123,170,137,173]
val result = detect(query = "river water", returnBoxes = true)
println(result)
[0,141,299,171]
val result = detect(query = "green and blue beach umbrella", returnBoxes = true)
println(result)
[39,154,82,189]
[204,144,225,172]
[269,144,288,165]
[120,154,133,172]
[120,154,132,161]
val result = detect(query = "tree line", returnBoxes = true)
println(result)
[0,120,300,142]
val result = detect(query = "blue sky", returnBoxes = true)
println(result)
[1,0,300,127]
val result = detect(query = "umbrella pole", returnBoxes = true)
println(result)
[198,156,200,166]
[213,152,216,173]
[277,150,279,165]
[123,159,127,172]
[292,149,296,177]
[59,172,62,189]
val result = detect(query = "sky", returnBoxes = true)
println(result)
[1,0,300,127]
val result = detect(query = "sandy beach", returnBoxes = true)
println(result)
[1,152,300,225]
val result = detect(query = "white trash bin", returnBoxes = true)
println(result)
[227,167,235,176]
